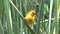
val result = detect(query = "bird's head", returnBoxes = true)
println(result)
[30,10,36,16]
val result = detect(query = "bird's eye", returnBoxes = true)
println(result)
[32,11,36,15]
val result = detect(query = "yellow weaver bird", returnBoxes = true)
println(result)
[25,10,36,26]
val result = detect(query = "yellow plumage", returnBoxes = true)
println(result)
[25,10,36,26]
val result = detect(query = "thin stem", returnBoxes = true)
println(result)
[48,0,53,34]
[9,0,36,34]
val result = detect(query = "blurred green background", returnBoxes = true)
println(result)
[0,0,60,34]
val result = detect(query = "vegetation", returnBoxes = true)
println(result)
[0,0,60,34]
